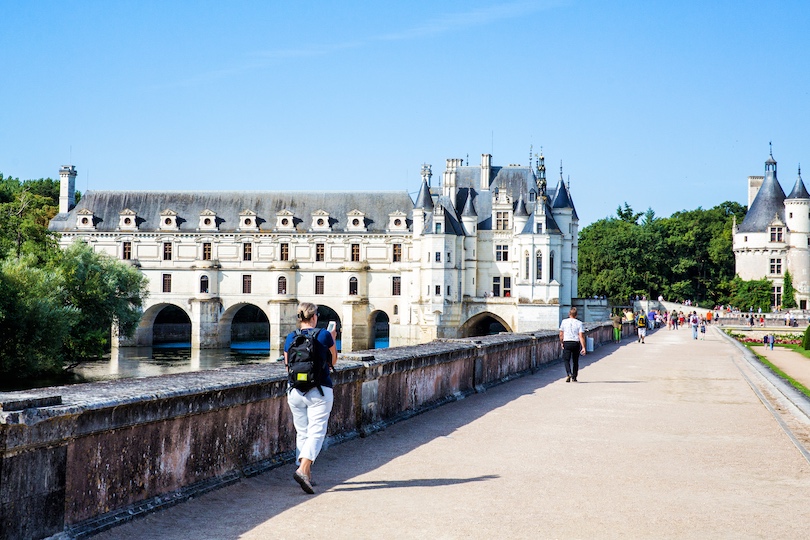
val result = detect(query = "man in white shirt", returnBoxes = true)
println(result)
[559,307,587,382]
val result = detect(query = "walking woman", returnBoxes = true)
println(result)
[284,302,337,494]
[559,307,587,382]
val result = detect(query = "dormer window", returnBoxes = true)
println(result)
[347,209,367,232]
[160,209,178,230]
[770,226,784,242]
[388,211,408,231]
[239,209,258,231]
[118,209,138,231]
[77,208,96,230]
[310,210,331,232]
[276,210,296,231]
[199,209,218,231]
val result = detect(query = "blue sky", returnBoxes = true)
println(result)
[2,0,809,225]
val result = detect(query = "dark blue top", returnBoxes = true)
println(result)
[284,328,335,388]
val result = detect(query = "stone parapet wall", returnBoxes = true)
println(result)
[0,322,617,540]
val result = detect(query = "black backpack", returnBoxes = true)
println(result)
[287,329,327,394]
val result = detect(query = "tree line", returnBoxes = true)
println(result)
[577,201,780,311]
[0,172,148,386]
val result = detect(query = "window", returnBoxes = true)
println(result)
[550,252,555,281]
[315,275,325,295]
[496,245,509,261]
[203,242,212,261]
[774,286,782,307]
[790,212,794,218]
[496,211,510,230]
[349,277,358,295]
[536,251,543,282]
[492,277,501,297]
[280,243,289,261]
[278,276,287,294]
[770,258,782,275]
[503,277,511,297]
[447,252,451,264]
[435,285,441,296]
[162,274,172,293]
[536,223,542,234]
[122,241,132,260]
[163,242,172,261]
[393,244,402,262]
[770,227,784,242]
[524,252,530,280]
[435,223,442,234]
[394,305,399,315]
[435,252,441,262]
[242,275,252,294]
[316,243,325,262]
[243,243,252,261]
[351,244,360,262]
[200,275,209,293]
[447,285,451,296]
[392,276,401,296]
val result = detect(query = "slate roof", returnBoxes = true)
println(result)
[737,173,786,233]
[787,170,810,199]
[49,190,415,233]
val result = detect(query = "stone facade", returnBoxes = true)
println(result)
[733,149,810,308]
[48,152,580,353]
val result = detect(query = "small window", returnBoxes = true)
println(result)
[392,276,401,296]
[349,277,358,295]
[447,252,451,263]
[122,241,132,260]
[242,275,252,294]
[770,227,784,242]
[770,258,782,275]
[203,242,212,260]
[316,243,325,262]
[536,251,543,282]
[447,285,451,296]
[392,244,402,262]
[503,277,511,297]
[496,245,509,261]
[435,285,441,296]
[163,242,172,261]
[243,242,252,261]
[162,274,172,293]
[435,223,442,234]
[278,276,287,294]
[280,243,289,261]
[435,252,441,262]
[496,211,510,230]
[492,277,501,297]
[315,275,325,294]
[394,305,399,315]
[200,275,209,293]
[351,244,360,262]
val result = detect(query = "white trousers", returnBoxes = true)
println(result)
[287,386,334,464]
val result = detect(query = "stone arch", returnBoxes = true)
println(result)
[368,310,390,349]
[459,311,512,338]
[219,303,270,349]
[141,303,192,347]
[314,304,342,351]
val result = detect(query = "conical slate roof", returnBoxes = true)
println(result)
[738,169,786,232]
[414,178,434,210]
[514,193,529,216]
[461,190,477,217]
[787,168,810,199]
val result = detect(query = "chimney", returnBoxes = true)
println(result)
[59,165,77,213]
[481,154,492,190]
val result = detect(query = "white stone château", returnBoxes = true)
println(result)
[49,152,582,353]
[733,147,810,308]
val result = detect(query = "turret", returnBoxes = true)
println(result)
[514,193,529,233]
[59,165,77,213]
[412,167,434,236]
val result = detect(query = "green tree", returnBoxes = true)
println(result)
[726,276,772,312]
[782,270,797,309]
[50,241,149,363]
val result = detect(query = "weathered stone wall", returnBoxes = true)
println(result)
[0,322,618,540]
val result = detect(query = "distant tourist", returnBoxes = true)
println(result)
[611,310,623,343]
[559,307,586,382]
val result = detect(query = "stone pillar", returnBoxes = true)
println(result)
[189,299,223,348]
[266,299,299,356]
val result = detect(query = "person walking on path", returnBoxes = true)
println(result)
[690,311,700,340]
[283,302,338,494]
[611,310,623,343]
[635,311,648,343]
[559,307,587,382]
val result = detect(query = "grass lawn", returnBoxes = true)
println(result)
[747,344,810,399]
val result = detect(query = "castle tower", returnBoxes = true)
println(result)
[59,165,77,214]
[785,165,810,307]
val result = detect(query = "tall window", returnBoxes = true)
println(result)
[200,275,209,293]
[392,276,401,296]
[392,244,402,262]
[163,242,172,261]
[162,274,172,293]
[770,227,784,242]
[503,277,512,297]
[278,276,287,294]
[203,242,212,261]
[242,275,252,294]
[351,244,360,262]
[447,252,451,264]
[496,211,510,230]
[774,286,783,307]
[435,252,441,262]
[550,252,555,281]
[243,243,252,261]
[280,243,289,261]
[349,277,358,295]
[435,285,441,296]
[316,243,325,262]
[536,251,542,282]
[315,275,325,294]
[122,241,132,260]
[496,245,509,261]
[770,258,782,274]
[524,251,530,280]
[492,277,501,297]
[435,223,442,234]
